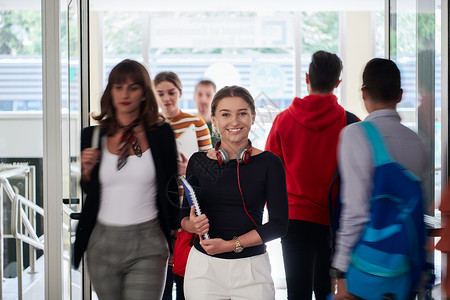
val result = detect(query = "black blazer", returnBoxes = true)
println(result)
[73,122,180,267]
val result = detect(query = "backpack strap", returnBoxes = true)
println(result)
[358,121,393,166]
[91,126,100,149]
[359,121,421,183]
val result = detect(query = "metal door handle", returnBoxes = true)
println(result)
[70,212,81,220]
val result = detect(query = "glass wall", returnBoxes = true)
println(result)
[0,10,42,111]
[390,0,443,287]
[0,1,45,298]
[89,9,348,152]
[62,0,83,298]
[0,0,84,298]
[300,12,339,97]
[390,0,442,213]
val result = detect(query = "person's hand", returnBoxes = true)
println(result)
[81,148,100,182]
[331,278,338,294]
[200,238,234,256]
[188,206,209,236]
[178,153,188,175]
[333,279,356,300]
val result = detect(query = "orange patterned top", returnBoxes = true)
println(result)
[167,111,212,152]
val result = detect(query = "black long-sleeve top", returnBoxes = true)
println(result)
[180,151,289,259]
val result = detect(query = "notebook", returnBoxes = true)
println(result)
[176,124,199,160]
[180,176,210,239]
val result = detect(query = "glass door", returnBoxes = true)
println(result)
[62,0,88,298]
[0,1,45,299]
[389,0,443,293]
[389,0,441,209]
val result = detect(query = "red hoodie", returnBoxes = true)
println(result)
[265,94,346,225]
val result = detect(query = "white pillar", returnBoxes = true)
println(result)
[42,0,64,298]
[342,11,373,119]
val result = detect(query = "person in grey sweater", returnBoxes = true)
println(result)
[331,58,428,299]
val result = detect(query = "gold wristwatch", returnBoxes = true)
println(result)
[233,236,244,253]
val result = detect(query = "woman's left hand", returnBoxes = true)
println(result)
[199,238,234,256]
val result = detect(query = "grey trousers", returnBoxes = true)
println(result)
[86,218,169,300]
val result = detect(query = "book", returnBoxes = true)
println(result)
[180,176,210,239]
[176,124,199,160]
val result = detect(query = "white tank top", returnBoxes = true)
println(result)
[98,138,158,226]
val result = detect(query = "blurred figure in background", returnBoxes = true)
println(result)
[265,51,350,300]
[154,71,212,300]
[332,58,427,299]
[154,72,212,175]
[194,79,219,145]
[437,184,450,298]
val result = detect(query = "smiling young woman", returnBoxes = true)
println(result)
[210,95,255,154]
[180,86,289,300]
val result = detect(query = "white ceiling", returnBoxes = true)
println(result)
[0,0,385,11]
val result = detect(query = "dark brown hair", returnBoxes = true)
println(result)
[92,59,164,135]
[211,85,256,116]
[153,71,183,94]
[308,50,343,93]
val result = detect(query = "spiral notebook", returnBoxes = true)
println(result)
[180,176,210,239]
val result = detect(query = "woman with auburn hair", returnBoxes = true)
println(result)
[154,71,212,175]
[154,71,212,300]
[74,59,180,299]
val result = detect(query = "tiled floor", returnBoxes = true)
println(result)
[7,251,444,300]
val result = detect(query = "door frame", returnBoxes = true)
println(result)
[80,0,92,297]
[42,0,64,298]
[42,0,92,298]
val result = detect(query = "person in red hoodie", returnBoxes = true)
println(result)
[265,50,353,300]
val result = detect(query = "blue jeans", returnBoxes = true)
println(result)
[282,219,331,300]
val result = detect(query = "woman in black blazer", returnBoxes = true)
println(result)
[74,59,180,300]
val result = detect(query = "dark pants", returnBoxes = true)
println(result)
[174,275,185,300]
[282,219,331,300]
[162,266,185,300]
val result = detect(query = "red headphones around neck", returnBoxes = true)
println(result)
[214,139,258,228]
[214,139,252,165]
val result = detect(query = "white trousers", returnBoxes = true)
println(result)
[184,247,275,300]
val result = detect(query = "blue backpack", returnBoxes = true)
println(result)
[345,121,426,300]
